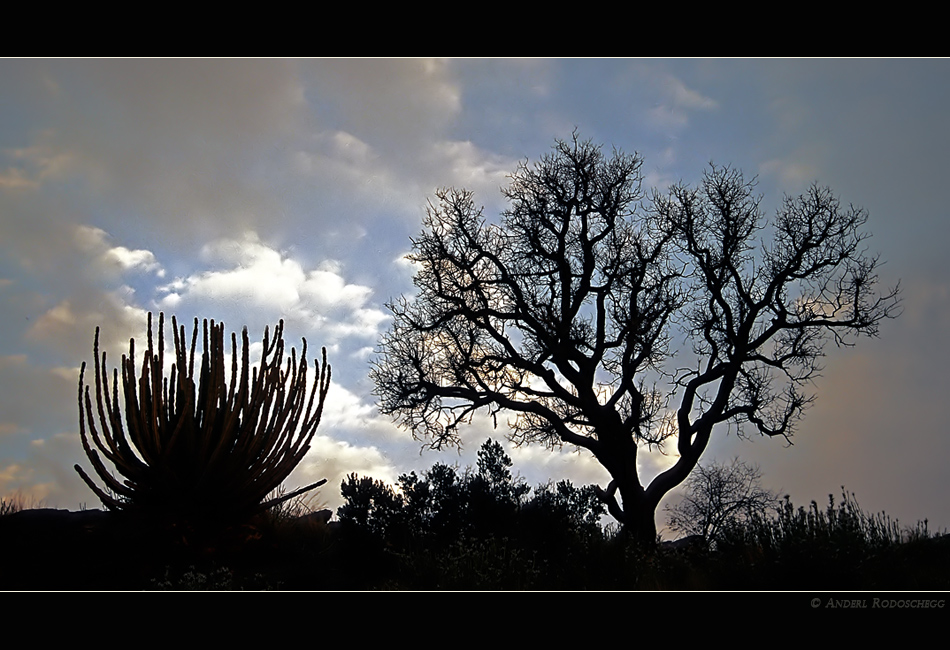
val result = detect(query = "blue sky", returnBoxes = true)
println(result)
[0,58,946,536]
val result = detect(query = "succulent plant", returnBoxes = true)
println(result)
[75,312,330,528]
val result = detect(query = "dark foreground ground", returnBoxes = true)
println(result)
[3,507,950,590]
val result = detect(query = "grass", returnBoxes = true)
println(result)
[713,489,937,561]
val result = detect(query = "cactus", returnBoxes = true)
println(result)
[75,312,330,528]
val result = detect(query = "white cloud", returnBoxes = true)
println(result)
[318,382,403,438]
[105,247,164,277]
[292,130,423,222]
[159,231,388,347]
[507,443,611,486]
[423,139,516,205]
[179,239,307,313]
[351,346,375,360]
[75,225,165,278]
[287,435,401,512]
[302,261,373,311]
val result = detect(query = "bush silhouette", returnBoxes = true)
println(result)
[335,439,612,588]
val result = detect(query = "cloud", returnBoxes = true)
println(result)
[422,139,516,207]
[104,247,163,277]
[0,355,76,439]
[27,295,150,363]
[667,76,718,111]
[284,59,476,225]
[0,60,309,250]
[0,166,39,191]
[317,381,411,445]
[158,231,388,349]
[1,431,102,510]
[75,225,165,277]
[299,59,461,154]
[177,232,308,312]
[292,128,519,234]
[760,158,820,190]
[285,61,522,231]
[646,74,719,132]
[0,132,90,191]
[0,462,42,500]
[288,435,401,512]
[507,442,611,486]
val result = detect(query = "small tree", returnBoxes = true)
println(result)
[338,474,403,539]
[665,458,778,545]
[474,439,531,505]
[373,134,900,543]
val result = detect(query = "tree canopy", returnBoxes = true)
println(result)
[373,133,900,542]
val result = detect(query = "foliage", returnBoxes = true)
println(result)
[333,439,621,588]
[525,479,606,536]
[337,439,604,551]
[373,133,900,542]
[338,474,404,539]
[74,312,331,529]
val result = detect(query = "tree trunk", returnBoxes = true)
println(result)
[593,435,660,547]
[618,481,659,546]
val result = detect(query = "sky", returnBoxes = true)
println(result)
[0,58,947,538]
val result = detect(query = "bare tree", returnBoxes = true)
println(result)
[373,134,900,544]
[665,458,778,545]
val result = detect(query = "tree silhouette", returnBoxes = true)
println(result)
[665,458,779,545]
[373,134,900,543]
[337,438,603,551]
